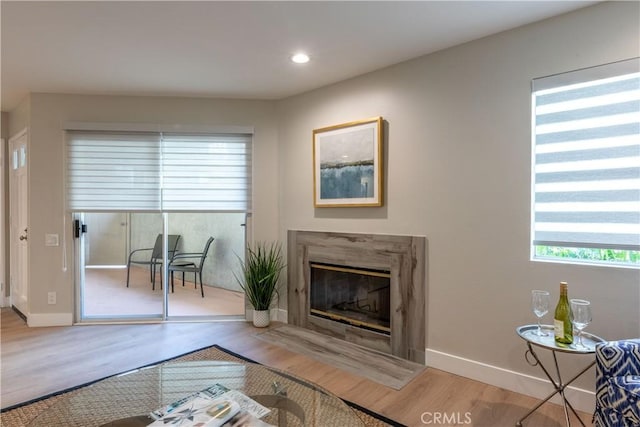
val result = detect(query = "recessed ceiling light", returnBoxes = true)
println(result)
[291,53,310,64]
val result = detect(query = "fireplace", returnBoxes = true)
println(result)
[288,230,426,364]
[310,263,391,335]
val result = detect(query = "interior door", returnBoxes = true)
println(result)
[0,138,5,307]
[9,130,29,315]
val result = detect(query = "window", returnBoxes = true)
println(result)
[531,58,640,267]
[66,130,252,212]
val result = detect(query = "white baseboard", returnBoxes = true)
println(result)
[426,348,595,414]
[27,312,73,327]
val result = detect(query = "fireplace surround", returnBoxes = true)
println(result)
[287,230,426,364]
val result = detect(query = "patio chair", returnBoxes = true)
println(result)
[126,234,181,290]
[168,237,214,298]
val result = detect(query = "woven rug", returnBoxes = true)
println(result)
[0,345,404,427]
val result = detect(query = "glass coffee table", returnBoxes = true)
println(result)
[28,360,365,427]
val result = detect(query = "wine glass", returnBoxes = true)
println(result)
[531,290,550,336]
[570,299,592,349]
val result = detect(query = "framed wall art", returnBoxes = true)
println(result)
[313,117,383,207]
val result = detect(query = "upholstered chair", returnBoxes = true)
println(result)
[594,339,640,426]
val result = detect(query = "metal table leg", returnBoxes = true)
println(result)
[516,342,594,427]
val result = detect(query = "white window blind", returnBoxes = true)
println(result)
[532,58,640,252]
[66,130,252,212]
[161,133,252,211]
[66,131,161,210]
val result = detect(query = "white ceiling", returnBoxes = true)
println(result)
[1,1,598,112]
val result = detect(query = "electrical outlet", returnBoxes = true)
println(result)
[47,291,56,305]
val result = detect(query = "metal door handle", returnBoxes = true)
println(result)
[19,235,27,241]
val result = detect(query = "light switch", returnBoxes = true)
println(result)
[45,234,59,247]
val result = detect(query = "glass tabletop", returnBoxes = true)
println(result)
[28,361,364,427]
[516,324,605,354]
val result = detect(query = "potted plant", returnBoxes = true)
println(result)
[235,242,286,327]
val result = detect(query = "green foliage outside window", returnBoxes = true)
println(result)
[535,246,640,267]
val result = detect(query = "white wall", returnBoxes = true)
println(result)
[23,93,278,318]
[276,0,640,401]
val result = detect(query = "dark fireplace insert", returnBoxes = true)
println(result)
[309,262,391,335]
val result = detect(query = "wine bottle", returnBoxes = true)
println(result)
[554,282,573,345]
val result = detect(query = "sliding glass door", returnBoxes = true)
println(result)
[77,212,164,320]
[76,212,247,321]
[66,128,252,322]
[165,212,246,318]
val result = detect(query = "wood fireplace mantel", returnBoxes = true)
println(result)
[287,230,427,364]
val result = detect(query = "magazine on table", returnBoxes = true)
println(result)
[147,395,240,426]
[148,383,272,426]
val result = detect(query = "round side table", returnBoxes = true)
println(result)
[516,324,605,427]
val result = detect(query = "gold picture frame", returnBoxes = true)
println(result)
[313,117,383,207]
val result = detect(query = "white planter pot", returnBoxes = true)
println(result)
[253,310,270,328]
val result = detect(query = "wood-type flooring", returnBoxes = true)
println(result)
[1,308,591,426]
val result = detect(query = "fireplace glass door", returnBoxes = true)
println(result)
[309,263,390,334]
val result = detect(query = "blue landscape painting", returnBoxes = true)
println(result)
[320,163,374,199]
